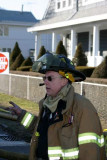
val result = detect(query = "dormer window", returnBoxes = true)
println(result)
[82,0,105,5]
[63,1,66,8]
[68,0,72,6]
[56,0,73,12]
[57,2,61,9]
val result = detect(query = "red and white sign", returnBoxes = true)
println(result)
[0,52,9,74]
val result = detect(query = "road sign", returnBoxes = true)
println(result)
[0,52,9,74]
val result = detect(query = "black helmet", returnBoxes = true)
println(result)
[32,52,86,82]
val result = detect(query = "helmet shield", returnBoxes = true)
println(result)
[32,53,68,73]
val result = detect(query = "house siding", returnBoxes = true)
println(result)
[0,25,35,58]
[0,10,37,60]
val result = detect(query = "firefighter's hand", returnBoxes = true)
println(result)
[7,101,22,116]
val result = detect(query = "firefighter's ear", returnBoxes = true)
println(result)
[61,77,68,87]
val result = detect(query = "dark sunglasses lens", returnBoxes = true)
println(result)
[43,76,52,81]
[48,76,52,81]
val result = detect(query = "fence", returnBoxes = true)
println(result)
[0,73,107,129]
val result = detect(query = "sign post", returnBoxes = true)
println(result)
[0,52,9,74]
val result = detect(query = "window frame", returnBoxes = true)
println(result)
[0,25,9,37]
[55,0,73,12]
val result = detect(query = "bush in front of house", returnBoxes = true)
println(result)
[91,56,107,78]
[21,57,33,67]
[10,42,21,67]
[56,40,68,57]
[72,43,88,66]
[10,53,24,70]
[17,66,32,71]
[37,46,46,59]
[76,66,95,77]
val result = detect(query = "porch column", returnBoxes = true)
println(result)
[70,29,76,60]
[93,25,99,66]
[63,34,67,48]
[52,32,57,52]
[35,33,41,60]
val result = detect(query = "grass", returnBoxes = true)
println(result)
[0,93,39,115]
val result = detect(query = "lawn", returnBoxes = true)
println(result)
[0,92,39,115]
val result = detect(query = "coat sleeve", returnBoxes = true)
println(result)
[17,99,44,133]
[78,98,106,160]
[17,109,38,133]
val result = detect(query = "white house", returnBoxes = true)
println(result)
[0,9,39,60]
[28,0,107,66]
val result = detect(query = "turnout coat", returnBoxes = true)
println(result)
[19,85,105,160]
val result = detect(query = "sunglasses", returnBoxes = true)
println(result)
[43,76,63,82]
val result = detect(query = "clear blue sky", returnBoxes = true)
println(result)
[0,0,49,20]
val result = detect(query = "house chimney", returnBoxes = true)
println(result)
[76,0,78,12]
[21,4,24,12]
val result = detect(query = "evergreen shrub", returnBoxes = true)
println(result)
[72,43,88,66]
[10,53,24,70]
[10,42,21,67]
[91,56,107,78]
[21,57,33,67]
[56,40,68,57]
[37,46,46,59]
[17,66,32,71]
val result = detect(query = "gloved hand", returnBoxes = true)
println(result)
[7,101,22,116]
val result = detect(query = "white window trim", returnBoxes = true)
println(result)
[0,25,8,37]
[82,0,105,6]
[55,0,73,12]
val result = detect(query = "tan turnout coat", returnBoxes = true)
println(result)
[19,85,106,160]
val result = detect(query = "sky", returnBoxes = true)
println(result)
[0,0,50,20]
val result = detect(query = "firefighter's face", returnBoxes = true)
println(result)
[43,71,68,97]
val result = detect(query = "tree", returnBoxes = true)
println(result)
[56,40,68,57]
[21,57,33,67]
[91,56,107,78]
[10,42,21,67]
[10,53,24,70]
[72,43,88,66]
[37,46,46,59]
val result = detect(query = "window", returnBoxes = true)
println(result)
[2,48,6,52]
[82,0,105,5]
[56,0,73,12]
[29,49,35,62]
[4,26,8,36]
[0,25,8,36]
[0,26,3,36]
[63,1,66,8]
[68,0,72,6]
[57,2,61,9]
[7,48,11,53]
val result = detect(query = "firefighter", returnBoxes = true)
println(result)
[9,52,106,160]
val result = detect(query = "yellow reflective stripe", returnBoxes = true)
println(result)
[35,131,40,137]
[21,112,34,128]
[103,129,107,132]
[78,132,104,147]
[48,146,79,159]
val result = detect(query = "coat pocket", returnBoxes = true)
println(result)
[60,125,78,148]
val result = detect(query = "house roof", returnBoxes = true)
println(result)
[0,9,39,23]
[28,0,107,31]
